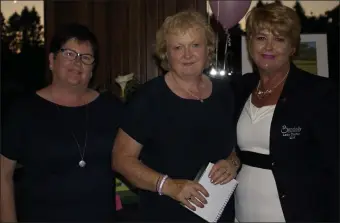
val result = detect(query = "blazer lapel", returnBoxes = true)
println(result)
[270,63,304,145]
[276,63,301,103]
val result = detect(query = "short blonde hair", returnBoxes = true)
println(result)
[155,10,216,71]
[245,3,301,54]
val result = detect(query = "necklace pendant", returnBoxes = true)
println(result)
[200,99,204,103]
[79,160,86,167]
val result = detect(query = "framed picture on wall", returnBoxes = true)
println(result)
[241,34,329,78]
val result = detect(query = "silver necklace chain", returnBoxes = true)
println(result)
[171,73,204,103]
[54,102,89,168]
[255,72,289,100]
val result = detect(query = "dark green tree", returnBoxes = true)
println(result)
[274,0,283,5]
[2,6,46,110]
[256,0,264,8]
[0,12,5,36]
[0,11,9,53]
[293,1,308,32]
[6,12,21,53]
[6,7,44,53]
[1,11,10,78]
[293,1,306,19]
[19,7,44,48]
[325,5,339,82]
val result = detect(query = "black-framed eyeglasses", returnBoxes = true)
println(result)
[60,48,95,65]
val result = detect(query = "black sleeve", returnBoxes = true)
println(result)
[119,86,152,145]
[1,101,26,161]
[311,81,339,221]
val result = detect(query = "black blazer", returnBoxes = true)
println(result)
[230,63,339,222]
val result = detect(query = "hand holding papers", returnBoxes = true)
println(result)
[185,162,238,222]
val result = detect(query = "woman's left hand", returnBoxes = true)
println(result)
[208,159,238,185]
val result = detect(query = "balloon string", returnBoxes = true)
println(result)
[215,34,219,67]
[227,31,231,47]
[207,9,210,25]
[217,1,220,23]
[224,30,231,70]
[216,1,220,68]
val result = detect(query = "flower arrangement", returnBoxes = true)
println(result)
[115,73,140,102]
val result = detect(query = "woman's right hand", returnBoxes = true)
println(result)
[163,178,209,211]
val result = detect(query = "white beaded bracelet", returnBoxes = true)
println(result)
[158,175,168,196]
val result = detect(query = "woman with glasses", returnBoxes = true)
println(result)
[1,23,122,222]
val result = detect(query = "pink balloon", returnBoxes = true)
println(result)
[209,0,251,30]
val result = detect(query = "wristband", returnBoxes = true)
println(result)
[158,175,168,196]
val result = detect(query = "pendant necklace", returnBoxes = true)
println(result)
[53,97,89,168]
[255,71,289,100]
[171,73,204,103]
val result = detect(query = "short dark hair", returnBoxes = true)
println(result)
[49,23,99,64]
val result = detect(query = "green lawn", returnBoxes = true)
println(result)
[293,60,317,75]
[116,178,139,204]
[116,178,130,192]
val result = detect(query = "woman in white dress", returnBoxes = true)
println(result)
[232,3,338,222]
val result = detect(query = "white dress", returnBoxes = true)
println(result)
[235,95,286,222]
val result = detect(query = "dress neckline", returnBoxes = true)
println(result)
[34,92,101,109]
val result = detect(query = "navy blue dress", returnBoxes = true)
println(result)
[2,93,122,222]
[120,76,236,222]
